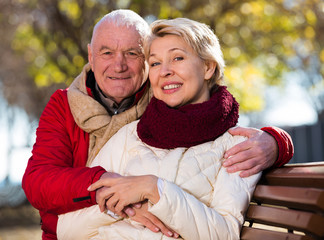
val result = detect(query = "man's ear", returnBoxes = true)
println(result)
[87,43,93,68]
[204,61,217,80]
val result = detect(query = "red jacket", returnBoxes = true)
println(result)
[22,89,106,239]
[22,88,294,240]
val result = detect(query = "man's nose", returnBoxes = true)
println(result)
[114,53,128,72]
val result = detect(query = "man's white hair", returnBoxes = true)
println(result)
[91,9,150,44]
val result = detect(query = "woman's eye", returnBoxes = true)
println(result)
[174,56,184,61]
[150,62,160,67]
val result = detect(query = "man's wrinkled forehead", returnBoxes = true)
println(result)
[91,22,142,48]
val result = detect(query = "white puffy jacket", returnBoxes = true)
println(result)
[57,120,261,240]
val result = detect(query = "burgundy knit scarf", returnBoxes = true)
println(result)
[137,86,239,149]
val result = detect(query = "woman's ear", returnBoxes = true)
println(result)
[204,61,217,80]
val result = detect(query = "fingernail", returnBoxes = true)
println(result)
[168,231,173,237]
[87,185,91,191]
[223,161,228,167]
[128,209,135,217]
[154,227,159,232]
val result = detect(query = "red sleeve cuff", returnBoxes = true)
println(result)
[89,167,106,204]
[261,126,294,167]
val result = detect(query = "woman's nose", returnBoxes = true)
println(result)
[159,63,173,77]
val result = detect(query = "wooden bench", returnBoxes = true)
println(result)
[240,162,324,240]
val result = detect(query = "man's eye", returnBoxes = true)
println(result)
[126,52,139,58]
[104,51,112,55]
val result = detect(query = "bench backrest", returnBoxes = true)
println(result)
[240,162,324,240]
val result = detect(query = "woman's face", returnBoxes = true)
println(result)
[148,35,214,108]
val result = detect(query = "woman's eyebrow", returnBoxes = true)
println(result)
[150,47,187,57]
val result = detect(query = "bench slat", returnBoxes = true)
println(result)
[245,205,324,238]
[241,226,313,240]
[261,163,324,188]
[252,185,324,212]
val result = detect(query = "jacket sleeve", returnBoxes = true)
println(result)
[261,126,294,167]
[149,136,261,240]
[22,90,106,215]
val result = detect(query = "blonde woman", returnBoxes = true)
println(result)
[57,18,261,240]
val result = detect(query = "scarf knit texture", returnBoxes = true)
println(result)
[137,86,239,149]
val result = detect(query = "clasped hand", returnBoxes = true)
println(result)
[87,173,179,238]
[87,173,159,216]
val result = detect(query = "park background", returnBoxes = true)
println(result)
[0,0,323,239]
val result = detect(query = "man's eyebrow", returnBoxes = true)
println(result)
[98,46,142,53]
[99,46,111,52]
[127,47,142,53]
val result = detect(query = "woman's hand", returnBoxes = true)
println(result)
[88,175,160,216]
[130,201,179,238]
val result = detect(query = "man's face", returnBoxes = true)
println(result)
[88,23,146,103]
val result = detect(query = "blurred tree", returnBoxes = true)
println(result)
[0,0,323,120]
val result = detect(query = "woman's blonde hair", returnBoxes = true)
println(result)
[145,18,225,89]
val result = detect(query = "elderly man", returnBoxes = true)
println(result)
[22,9,293,240]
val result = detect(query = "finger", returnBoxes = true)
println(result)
[106,194,128,217]
[172,232,180,238]
[132,202,142,209]
[226,157,258,173]
[115,199,128,215]
[88,177,117,191]
[147,214,174,238]
[88,180,106,191]
[239,164,263,178]
[123,206,136,217]
[223,141,252,164]
[106,195,119,213]
[134,215,160,233]
[96,190,108,212]
[228,126,255,138]
[123,201,143,217]
[141,215,174,237]
[225,138,255,159]
[96,188,114,212]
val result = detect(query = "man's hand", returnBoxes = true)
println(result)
[129,201,179,238]
[223,126,278,177]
